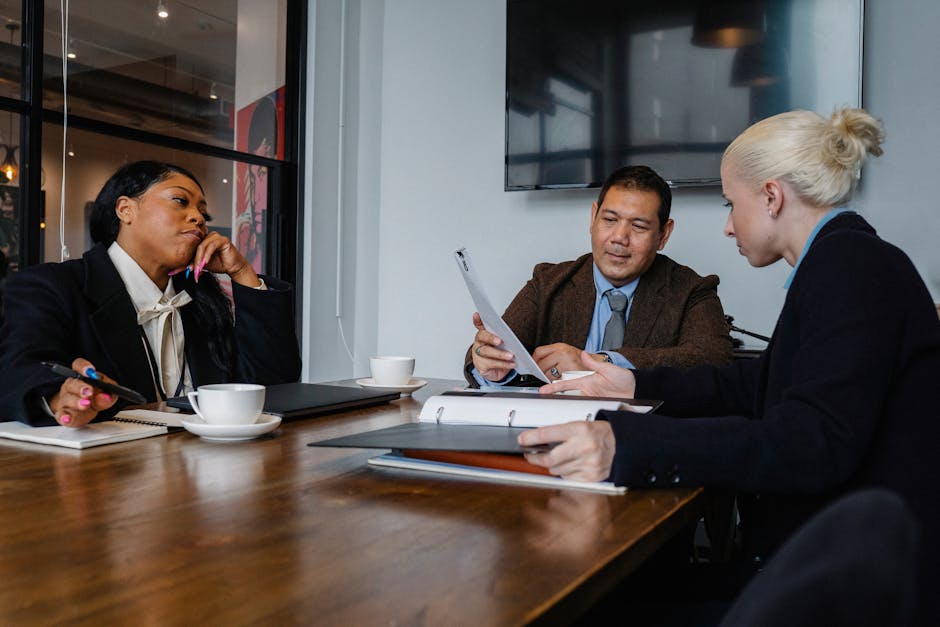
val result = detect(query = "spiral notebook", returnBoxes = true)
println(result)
[0,409,186,450]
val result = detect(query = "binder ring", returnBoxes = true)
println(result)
[435,406,444,424]
[508,409,516,426]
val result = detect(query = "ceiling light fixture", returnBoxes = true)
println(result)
[1,145,17,182]
[209,81,218,100]
[157,0,169,19]
[691,1,764,48]
[1,24,19,183]
[66,39,76,59]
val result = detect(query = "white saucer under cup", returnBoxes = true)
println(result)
[181,414,282,441]
[356,377,428,396]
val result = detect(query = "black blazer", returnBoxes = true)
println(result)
[601,214,940,623]
[0,245,302,425]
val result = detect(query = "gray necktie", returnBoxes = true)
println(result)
[601,290,628,351]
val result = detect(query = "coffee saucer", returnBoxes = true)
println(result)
[180,414,282,441]
[356,378,428,396]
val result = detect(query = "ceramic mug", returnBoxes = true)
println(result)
[369,356,415,386]
[187,383,266,425]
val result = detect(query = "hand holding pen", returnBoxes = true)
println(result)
[43,358,122,428]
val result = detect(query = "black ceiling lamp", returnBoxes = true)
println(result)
[1,23,19,184]
[691,1,765,48]
[730,43,786,87]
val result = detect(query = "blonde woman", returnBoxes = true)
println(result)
[522,109,939,624]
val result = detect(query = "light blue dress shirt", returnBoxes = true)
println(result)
[473,263,639,387]
[784,208,855,290]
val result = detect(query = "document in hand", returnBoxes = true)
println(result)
[454,247,549,383]
[309,393,659,493]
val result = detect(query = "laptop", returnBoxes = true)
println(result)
[167,382,401,421]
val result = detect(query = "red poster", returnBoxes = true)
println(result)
[234,87,285,273]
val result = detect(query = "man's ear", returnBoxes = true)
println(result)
[657,218,675,250]
[589,200,599,236]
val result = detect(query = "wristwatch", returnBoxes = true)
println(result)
[599,352,613,363]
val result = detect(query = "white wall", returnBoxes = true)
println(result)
[303,0,939,382]
[855,0,940,297]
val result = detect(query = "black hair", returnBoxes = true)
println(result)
[90,161,205,246]
[247,96,277,156]
[595,165,672,229]
[90,160,234,377]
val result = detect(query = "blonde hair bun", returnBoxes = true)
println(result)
[724,108,885,208]
[824,108,885,169]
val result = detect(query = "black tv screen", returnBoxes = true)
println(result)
[505,0,863,190]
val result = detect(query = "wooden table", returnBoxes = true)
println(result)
[0,380,704,626]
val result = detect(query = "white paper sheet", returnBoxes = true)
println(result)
[454,248,549,383]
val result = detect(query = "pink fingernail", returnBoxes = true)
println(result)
[168,268,183,276]
[100,393,112,401]
[79,399,91,408]
[61,415,72,424]
[81,387,92,397]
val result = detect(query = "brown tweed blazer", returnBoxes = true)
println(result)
[464,252,732,385]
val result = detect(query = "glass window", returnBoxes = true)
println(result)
[40,123,271,274]
[0,8,24,101]
[43,0,288,152]
[0,114,22,277]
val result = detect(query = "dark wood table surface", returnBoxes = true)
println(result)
[0,379,704,626]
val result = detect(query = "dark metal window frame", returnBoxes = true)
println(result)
[7,0,307,329]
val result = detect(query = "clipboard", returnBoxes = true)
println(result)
[454,248,549,383]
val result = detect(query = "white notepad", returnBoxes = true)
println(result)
[0,419,169,449]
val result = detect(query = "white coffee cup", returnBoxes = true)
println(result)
[187,383,266,425]
[370,356,415,386]
[561,370,595,381]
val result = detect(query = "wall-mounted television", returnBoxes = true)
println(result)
[505,0,864,190]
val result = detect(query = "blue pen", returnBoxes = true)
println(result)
[41,361,147,404]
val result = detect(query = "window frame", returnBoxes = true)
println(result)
[6,0,307,328]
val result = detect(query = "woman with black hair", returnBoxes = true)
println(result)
[0,161,301,427]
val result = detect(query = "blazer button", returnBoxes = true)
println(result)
[668,470,681,485]
[645,471,657,485]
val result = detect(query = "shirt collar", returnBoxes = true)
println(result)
[107,241,178,312]
[784,208,855,289]
[593,262,640,300]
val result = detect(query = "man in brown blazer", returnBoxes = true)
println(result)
[466,165,732,386]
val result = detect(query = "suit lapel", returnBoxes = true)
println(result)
[567,256,597,348]
[624,255,667,346]
[83,246,161,401]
